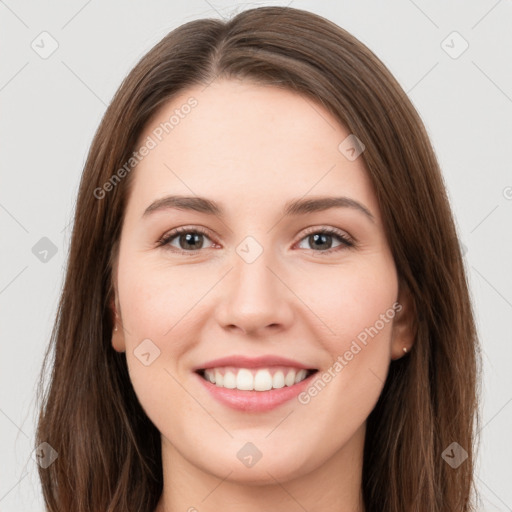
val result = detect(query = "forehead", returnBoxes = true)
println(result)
[126,78,378,221]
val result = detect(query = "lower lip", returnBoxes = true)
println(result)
[194,371,317,412]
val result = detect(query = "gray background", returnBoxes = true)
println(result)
[1,0,511,510]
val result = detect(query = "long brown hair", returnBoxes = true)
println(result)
[35,6,481,511]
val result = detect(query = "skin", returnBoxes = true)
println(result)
[110,78,415,512]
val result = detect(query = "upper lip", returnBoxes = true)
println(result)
[193,355,317,371]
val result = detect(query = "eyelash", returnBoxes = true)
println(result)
[156,225,355,256]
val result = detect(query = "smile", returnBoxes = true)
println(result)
[197,366,316,391]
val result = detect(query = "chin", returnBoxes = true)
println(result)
[192,442,315,485]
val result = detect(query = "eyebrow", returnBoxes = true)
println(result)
[142,195,375,223]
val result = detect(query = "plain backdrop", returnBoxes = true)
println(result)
[1,0,511,510]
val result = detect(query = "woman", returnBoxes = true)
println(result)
[35,6,481,511]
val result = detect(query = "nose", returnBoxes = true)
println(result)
[214,250,295,336]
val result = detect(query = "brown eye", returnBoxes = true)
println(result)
[296,228,354,253]
[158,227,215,254]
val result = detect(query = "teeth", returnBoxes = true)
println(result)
[237,369,254,390]
[284,370,295,387]
[295,369,307,384]
[202,367,311,391]
[272,371,285,389]
[254,369,272,391]
[223,371,236,389]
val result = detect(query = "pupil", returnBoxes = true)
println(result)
[311,233,331,250]
[181,233,202,250]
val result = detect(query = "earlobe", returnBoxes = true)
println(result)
[390,281,417,360]
[111,324,126,353]
[110,293,126,353]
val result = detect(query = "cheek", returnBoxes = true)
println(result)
[116,254,224,414]
[298,257,398,412]
[115,256,193,396]
[299,255,398,348]
[294,255,398,419]
[291,268,398,462]
[117,259,195,430]
[117,254,206,344]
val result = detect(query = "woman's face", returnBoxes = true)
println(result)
[112,78,413,484]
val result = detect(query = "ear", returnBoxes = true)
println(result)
[110,289,126,353]
[390,279,417,360]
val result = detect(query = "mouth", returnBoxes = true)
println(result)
[192,354,319,412]
[195,366,318,391]
[194,364,319,412]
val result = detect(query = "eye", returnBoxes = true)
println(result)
[295,227,354,254]
[157,226,215,254]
